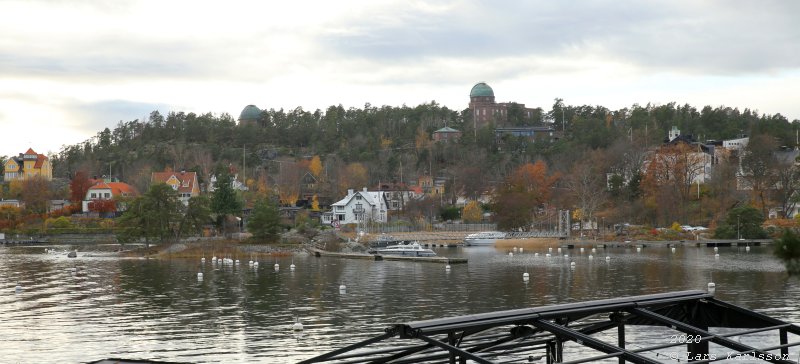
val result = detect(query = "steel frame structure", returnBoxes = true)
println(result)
[299,290,800,364]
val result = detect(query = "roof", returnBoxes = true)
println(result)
[433,126,461,133]
[151,171,198,194]
[469,82,494,97]
[24,148,36,155]
[88,182,138,196]
[33,154,47,168]
[239,104,262,121]
[331,190,385,207]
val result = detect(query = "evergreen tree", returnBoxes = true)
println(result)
[211,172,242,215]
[247,198,281,242]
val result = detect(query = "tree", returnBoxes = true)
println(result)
[309,155,323,179]
[713,205,767,239]
[564,155,608,229]
[247,198,281,242]
[69,171,94,203]
[21,177,51,214]
[740,134,779,217]
[462,201,483,223]
[211,172,242,215]
[176,195,211,242]
[492,161,560,230]
[774,229,800,275]
[117,183,182,247]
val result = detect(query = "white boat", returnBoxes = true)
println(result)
[372,242,437,257]
[464,231,506,246]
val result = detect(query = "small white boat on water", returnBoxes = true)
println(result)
[464,231,506,246]
[372,242,437,257]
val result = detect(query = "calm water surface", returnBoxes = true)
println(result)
[1,243,798,363]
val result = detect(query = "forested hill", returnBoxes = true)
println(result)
[51,100,796,203]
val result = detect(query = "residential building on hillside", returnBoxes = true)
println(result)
[82,181,138,213]
[374,181,424,211]
[3,148,52,181]
[151,170,200,205]
[468,82,537,129]
[495,126,556,143]
[320,188,389,226]
[432,127,462,142]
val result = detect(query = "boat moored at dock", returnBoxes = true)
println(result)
[370,242,437,257]
[464,231,506,246]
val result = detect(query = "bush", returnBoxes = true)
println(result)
[774,229,800,275]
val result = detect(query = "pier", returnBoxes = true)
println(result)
[308,248,467,264]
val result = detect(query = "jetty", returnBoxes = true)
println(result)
[308,248,467,264]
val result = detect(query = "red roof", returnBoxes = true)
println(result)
[33,154,47,168]
[24,148,36,155]
[88,182,138,197]
[151,171,198,194]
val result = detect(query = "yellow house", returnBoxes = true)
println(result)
[3,148,52,181]
[151,170,200,205]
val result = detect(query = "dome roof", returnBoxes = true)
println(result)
[239,105,262,121]
[470,82,494,97]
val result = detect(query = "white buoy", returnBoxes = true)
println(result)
[605,256,611,261]
[15,284,22,293]
[290,263,296,270]
[508,252,514,257]
[591,248,596,253]
[235,259,240,265]
[557,248,562,253]
[707,282,716,295]
[714,247,718,252]
[570,262,576,267]
[253,261,259,267]
[548,247,553,252]
[274,263,280,270]
[197,272,203,280]
[745,246,751,252]
[445,264,451,271]
[636,247,641,252]
[545,253,551,257]
[212,256,217,261]
[249,260,254,266]
[523,272,530,280]
[201,257,205,263]
[513,247,518,252]
[589,255,594,259]
[339,284,346,293]
[534,253,539,257]
[671,247,676,253]
[292,318,304,331]
[564,254,569,259]
[519,248,524,253]
[715,254,720,259]
[580,247,584,253]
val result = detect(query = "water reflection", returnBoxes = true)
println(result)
[0,244,798,362]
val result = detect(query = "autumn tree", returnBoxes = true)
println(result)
[69,170,94,203]
[740,134,779,217]
[641,143,708,225]
[309,155,323,179]
[462,200,483,223]
[492,160,560,230]
[337,162,369,197]
[21,177,51,214]
[276,161,302,206]
[563,154,608,229]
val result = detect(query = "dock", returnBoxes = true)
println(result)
[308,248,467,264]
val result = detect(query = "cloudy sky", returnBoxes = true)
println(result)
[2,0,799,158]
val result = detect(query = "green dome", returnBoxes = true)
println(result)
[239,105,262,121]
[470,82,494,97]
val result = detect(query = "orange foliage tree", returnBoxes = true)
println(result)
[492,160,560,230]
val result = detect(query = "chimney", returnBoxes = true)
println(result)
[347,189,354,196]
[363,187,368,192]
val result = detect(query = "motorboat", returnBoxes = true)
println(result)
[464,231,506,246]
[371,242,437,257]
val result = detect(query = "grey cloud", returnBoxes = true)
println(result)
[321,0,800,75]
[68,99,171,132]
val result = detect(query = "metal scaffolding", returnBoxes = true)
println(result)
[299,290,800,364]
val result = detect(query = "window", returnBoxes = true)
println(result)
[91,193,97,198]
[104,193,111,198]
[356,195,362,200]
[336,206,344,211]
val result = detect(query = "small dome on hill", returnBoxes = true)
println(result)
[470,82,494,97]
[239,105,262,122]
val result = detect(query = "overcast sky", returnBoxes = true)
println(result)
[2,0,799,158]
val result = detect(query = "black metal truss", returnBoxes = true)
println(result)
[298,290,800,364]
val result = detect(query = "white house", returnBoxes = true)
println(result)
[321,188,389,226]
[81,181,137,212]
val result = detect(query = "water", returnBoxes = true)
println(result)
[1,244,798,363]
